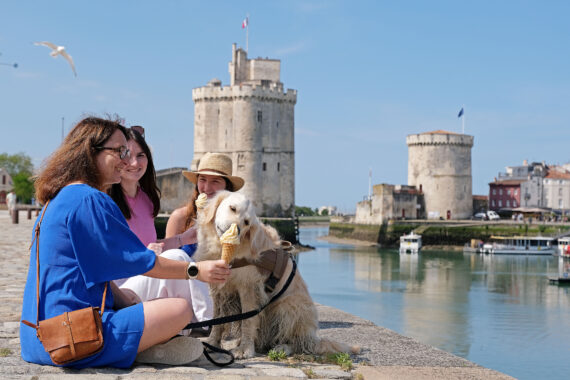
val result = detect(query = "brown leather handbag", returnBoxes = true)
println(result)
[21,200,107,365]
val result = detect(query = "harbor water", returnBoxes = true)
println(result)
[298,226,570,380]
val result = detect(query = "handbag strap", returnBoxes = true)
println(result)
[29,200,108,328]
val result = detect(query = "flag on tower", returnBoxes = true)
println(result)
[242,17,248,29]
[457,107,464,118]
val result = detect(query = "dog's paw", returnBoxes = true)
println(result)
[231,343,256,359]
[205,336,222,348]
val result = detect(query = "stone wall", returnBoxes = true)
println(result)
[354,184,418,224]
[156,167,195,213]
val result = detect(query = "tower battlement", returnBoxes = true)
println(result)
[192,85,297,104]
[406,131,473,147]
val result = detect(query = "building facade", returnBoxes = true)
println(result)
[354,184,419,224]
[0,168,13,206]
[489,161,548,210]
[191,44,296,217]
[543,167,570,212]
[407,130,473,219]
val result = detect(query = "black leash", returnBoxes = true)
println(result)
[184,258,297,331]
[188,258,297,367]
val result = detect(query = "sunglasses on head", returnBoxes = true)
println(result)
[130,125,145,138]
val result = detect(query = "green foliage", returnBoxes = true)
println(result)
[154,217,168,240]
[268,349,287,361]
[321,209,329,216]
[0,152,35,204]
[0,348,12,357]
[295,206,316,216]
[0,152,33,175]
[12,172,34,204]
[326,352,353,371]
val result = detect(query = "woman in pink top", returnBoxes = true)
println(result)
[108,126,213,329]
[109,126,195,251]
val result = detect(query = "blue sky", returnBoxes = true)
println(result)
[1,1,569,212]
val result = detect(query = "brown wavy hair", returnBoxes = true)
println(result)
[35,116,127,204]
[108,127,161,219]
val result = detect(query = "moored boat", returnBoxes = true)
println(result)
[557,236,570,257]
[399,232,422,254]
[484,236,555,255]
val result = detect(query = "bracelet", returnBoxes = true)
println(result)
[177,235,182,247]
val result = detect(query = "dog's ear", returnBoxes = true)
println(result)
[249,220,280,256]
[203,191,230,224]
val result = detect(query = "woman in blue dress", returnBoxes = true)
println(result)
[20,116,230,368]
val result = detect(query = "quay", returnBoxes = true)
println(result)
[0,210,514,379]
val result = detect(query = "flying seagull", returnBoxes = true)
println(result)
[34,41,77,77]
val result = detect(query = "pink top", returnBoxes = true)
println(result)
[125,188,157,247]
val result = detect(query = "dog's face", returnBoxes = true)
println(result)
[202,191,257,241]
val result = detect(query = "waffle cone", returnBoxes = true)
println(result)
[221,243,236,264]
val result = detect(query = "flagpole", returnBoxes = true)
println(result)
[246,14,249,54]
[368,167,372,200]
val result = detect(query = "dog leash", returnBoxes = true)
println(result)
[184,258,297,331]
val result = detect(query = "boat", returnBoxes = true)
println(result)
[399,232,422,254]
[463,239,485,254]
[483,236,555,255]
[557,236,570,257]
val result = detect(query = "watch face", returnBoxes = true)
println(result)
[188,263,199,277]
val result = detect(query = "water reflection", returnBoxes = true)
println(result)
[298,226,570,380]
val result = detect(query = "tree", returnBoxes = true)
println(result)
[0,152,35,204]
[295,206,316,216]
[0,153,33,175]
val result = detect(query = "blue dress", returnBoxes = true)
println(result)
[20,184,156,368]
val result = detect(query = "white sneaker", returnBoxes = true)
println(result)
[135,336,204,365]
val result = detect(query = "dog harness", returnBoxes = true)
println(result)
[230,241,294,293]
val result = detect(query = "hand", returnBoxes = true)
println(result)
[181,226,198,246]
[147,242,164,255]
[196,260,230,284]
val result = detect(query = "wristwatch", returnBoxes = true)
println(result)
[187,262,199,280]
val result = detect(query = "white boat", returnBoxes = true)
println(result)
[399,232,422,254]
[484,236,555,255]
[558,237,570,257]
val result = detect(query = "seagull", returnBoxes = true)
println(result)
[34,41,77,77]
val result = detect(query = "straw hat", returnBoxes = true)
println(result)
[182,152,244,191]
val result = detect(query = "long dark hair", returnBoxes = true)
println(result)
[108,127,161,219]
[35,116,127,204]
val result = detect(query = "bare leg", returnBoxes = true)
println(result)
[138,298,192,352]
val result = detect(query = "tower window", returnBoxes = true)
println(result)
[262,162,267,171]
[277,162,280,172]
[276,121,279,128]
[257,111,262,122]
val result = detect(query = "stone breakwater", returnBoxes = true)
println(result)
[0,210,514,379]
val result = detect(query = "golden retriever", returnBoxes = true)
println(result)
[193,190,359,359]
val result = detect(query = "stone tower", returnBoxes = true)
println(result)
[406,130,474,219]
[191,44,297,217]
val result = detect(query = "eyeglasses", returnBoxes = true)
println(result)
[95,145,130,159]
[130,125,145,138]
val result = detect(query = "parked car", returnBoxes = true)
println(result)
[473,210,500,220]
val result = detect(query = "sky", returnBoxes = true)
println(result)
[1,1,569,213]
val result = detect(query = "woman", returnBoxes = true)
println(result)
[20,117,230,368]
[165,152,244,245]
[108,126,195,261]
[118,151,244,327]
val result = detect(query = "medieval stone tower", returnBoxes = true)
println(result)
[406,130,474,219]
[191,44,297,217]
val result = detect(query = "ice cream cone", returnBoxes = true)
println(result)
[221,243,236,264]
